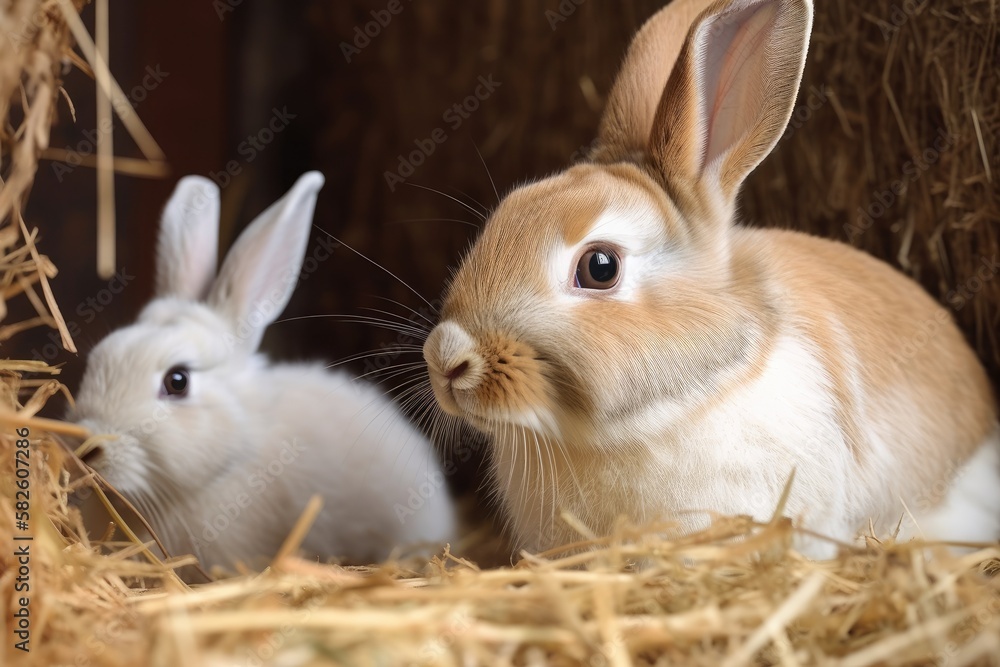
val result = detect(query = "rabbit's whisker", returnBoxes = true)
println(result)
[549,435,586,510]
[325,346,425,370]
[370,296,438,327]
[408,385,445,436]
[473,141,500,205]
[536,429,558,538]
[359,306,432,335]
[277,313,429,340]
[354,361,428,382]
[386,217,481,230]
[404,182,488,222]
[363,368,429,392]
[313,228,438,313]
[446,184,492,218]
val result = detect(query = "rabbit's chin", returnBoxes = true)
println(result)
[470,411,559,440]
[89,441,198,503]
[438,386,562,439]
[74,417,177,495]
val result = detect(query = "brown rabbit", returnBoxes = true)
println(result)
[423,0,1000,557]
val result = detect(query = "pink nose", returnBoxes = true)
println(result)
[445,360,470,382]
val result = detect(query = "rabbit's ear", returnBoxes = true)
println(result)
[207,171,325,351]
[648,0,812,204]
[156,176,220,300]
[595,0,713,162]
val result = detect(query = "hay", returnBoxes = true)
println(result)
[3,429,1000,666]
[0,0,81,351]
[3,1,1000,666]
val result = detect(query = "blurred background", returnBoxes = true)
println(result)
[5,0,999,503]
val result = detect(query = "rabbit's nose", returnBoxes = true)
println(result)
[445,361,470,382]
[424,321,484,391]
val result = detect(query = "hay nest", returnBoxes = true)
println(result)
[3,1,1000,666]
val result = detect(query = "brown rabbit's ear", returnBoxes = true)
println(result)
[649,0,812,204]
[595,0,714,162]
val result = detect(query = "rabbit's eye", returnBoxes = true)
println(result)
[575,247,621,290]
[162,366,190,398]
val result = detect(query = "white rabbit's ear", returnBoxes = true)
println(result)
[156,176,220,300]
[648,0,812,203]
[207,171,325,351]
[595,0,714,162]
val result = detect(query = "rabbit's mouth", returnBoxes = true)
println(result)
[424,320,561,434]
[424,321,485,418]
[71,423,145,486]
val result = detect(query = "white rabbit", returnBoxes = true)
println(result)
[71,172,457,570]
[422,0,1000,558]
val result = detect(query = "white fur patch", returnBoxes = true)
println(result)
[658,334,852,541]
[497,333,858,558]
[903,432,1000,544]
[552,202,673,303]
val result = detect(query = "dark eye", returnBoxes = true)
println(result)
[575,247,621,290]
[162,366,190,398]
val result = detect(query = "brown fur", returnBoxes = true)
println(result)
[597,0,717,162]
[424,0,998,553]
[744,227,997,464]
